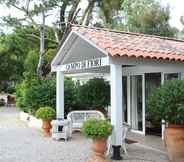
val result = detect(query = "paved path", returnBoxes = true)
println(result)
[0,107,169,162]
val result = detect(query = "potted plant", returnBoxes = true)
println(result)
[148,80,184,161]
[82,118,112,162]
[35,106,55,137]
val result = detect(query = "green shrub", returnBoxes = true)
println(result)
[64,78,83,115]
[78,78,110,109]
[148,80,184,124]
[35,106,55,120]
[16,77,110,116]
[16,80,26,109]
[82,118,112,138]
[6,84,16,94]
[16,77,56,114]
[16,76,81,115]
[0,82,15,94]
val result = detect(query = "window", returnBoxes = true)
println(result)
[164,73,181,81]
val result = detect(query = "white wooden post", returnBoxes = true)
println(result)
[161,72,166,140]
[142,74,146,135]
[181,73,184,80]
[127,75,131,125]
[56,71,64,119]
[110,64,123,160]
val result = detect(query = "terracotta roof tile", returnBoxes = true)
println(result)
[72,25,184,61]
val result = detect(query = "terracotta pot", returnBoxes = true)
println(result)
[42,120,52,137]
[87,138,109,162]
[92,138,107,156]
[164,124,184,162]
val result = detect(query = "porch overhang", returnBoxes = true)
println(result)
[51,31,109,73]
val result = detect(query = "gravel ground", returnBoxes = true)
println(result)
[0,107,169,162]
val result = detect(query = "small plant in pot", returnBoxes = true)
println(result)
[148,80,184,161]
[82,118,112,162]
[36,106,55,137]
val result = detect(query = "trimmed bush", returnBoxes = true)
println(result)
[16,77,56,114]
[16,77,110,116]
[35,106,55,120]
[16,76,81,115]
[82,118,112,138]
[148,80,184,124]
[78,78,110,109]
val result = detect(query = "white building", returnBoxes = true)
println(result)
[51,25,184,159]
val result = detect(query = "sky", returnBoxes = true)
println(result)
[0,0,183,31]
[161,0,184,30]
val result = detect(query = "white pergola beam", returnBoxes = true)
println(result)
[56,71,64,119]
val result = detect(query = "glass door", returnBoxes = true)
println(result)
[145,73,161,136]
[130,75,143,133]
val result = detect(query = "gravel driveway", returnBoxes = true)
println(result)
[0,107,169,162]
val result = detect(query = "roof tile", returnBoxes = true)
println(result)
[72,25,184,61]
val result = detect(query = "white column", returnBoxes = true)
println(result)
[56,71,64,119]
[181,73,184,80]
[127,75,131,125]
[110,64,123,146]
[161,72,165,140]
[161,72,165,85]
[142,74,146,135]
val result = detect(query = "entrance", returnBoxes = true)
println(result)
[145,73,161,136]
[123,72,181,136]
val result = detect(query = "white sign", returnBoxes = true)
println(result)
[51,57,109,72]
[65,58,102,71]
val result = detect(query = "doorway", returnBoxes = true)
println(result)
[145,73,161,136]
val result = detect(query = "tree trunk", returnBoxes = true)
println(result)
[80,0,95,25]
[37,10,45,77]
[37,26,45,77]
[58,0,81,47]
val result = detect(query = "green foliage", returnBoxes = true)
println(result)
[97,0,123,24]
[63,78,82,115]
[82,118,112,138]
[16,76,81,115]
[0,26,40,86]
[16,77,110,116]
[24,50,39,76]
[121,0,177,37]
[35,106,55,120]
[6,83,15,94]
[147,80,184,124]
[78,78,110,109]
[0,34,24,81]
[16,77,56,114]
[16,81,26,109]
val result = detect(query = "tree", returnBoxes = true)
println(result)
[120,0,177,37]
[0,0,125,77]
[0,25,44,81]
[81,0,123,26]
[0,33,27,81]
[179,16,184,39]
[0,0,82,77]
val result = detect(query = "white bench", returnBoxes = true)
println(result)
[67,110,105,136]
